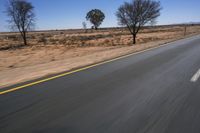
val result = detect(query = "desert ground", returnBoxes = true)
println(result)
[0,25,200,88]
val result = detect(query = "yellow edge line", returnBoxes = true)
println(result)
[0,42,171,95]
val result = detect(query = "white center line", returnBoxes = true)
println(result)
[191,69,200,82]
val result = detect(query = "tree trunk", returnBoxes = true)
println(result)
[22,31,27,46]
[132,34,136,44]
[184,26,187,36]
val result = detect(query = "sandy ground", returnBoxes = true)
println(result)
[0,39,185,88]
[1,25,200,88]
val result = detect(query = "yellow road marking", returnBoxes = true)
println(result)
[0,42,173,95]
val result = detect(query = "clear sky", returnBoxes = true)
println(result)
[0,0,199,31]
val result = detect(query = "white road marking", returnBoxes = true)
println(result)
[191,69,200,82]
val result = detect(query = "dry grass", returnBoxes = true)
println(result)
[1,25,200,49]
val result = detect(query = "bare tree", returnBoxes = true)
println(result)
[82,22,87,33]
[6,0,35,46]
[116,0,161,44]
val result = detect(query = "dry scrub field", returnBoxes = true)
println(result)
[1,25,200,88]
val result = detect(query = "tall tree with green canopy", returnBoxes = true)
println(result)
[86,9,105,30]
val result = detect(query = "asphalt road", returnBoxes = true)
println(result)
[0,35,200,133]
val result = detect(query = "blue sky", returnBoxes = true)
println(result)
[0,0,199,31]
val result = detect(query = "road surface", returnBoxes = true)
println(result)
[0,35,200,133]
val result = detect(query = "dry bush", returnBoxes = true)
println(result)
[49,38,58,45]
[58,38,67,45]
[7,35,20,41]
[60,32,64,35]
[38,36,48,45]
[103,39,111,46]
[114,36,121,45]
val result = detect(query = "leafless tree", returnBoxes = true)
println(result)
[6,0,35,46]
[82,22,87,33]
[116,0,161,44]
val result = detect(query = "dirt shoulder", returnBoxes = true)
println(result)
[0,38,192,88]
[1,26,200,88]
